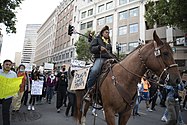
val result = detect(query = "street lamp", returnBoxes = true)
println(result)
[116,42,121,59]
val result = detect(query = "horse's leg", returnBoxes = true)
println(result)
[118,109,132,125]
[104,108,116,125]
[81,101,90,125]
[75,92,83,125]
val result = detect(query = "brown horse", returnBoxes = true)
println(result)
[75,31,181,125]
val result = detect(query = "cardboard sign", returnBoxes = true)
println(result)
[70,67,90,90]
[44,63,54,70]
[31,80,44,95]
[22,63,33,72]
[71,59,86,70]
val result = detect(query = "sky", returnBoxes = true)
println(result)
[0,0,62,63]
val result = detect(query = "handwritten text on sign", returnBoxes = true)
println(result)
[70,67,90,90]
[31,80,44,95]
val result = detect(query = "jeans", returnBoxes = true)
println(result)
[133,96,142,114]
[46,86,54,101]
[87,58,106,89]
[0,98,12,125]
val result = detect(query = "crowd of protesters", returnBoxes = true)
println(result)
[0,59,187,125]
[0,59,77,125]
[132,70,187,125]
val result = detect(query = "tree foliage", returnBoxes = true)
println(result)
[74,31,95,63]
[145,0,187,32]
[0,0,24,33]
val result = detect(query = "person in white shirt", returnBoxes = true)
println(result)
[0,59,17,125]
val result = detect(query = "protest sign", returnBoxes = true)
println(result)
[31,80,44,95]
[0,76,23,99]
[70,67,90,90]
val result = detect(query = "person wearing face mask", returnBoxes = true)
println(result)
[12,64,30,112]
[46,73,56,104]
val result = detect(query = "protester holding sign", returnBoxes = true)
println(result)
[28,70,43,111]
[12,64,30,112]
[0,59,17,125]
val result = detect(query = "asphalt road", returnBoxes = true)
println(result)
[0,96,187,125]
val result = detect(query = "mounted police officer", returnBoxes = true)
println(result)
[84,25,113,101]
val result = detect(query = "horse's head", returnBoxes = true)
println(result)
[141,31,181,86]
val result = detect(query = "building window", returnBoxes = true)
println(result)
[74,16,76,22]
[109,29,113,37]
[80,23,86,30]
[129,0,136,2]
[119,11,128,20]
[88,9,93,16]
[121,43,127,53]
[81,11,86,19]
[119,26,127,35]
[129,23,138,33]
[119,0,127,5]
[130,7,139,17]
[87,21,93,28]
[106,15,113,23]
[97,17,105,25]
[128,42,139,51]
[106,1,113,10]
[75,6,77,12]
[98,4,105,13]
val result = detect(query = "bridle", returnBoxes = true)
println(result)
[138,41,178,84]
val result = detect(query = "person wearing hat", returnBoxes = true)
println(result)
[84,25,113,101]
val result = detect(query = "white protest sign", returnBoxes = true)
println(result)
[22,63,33,72]
[71,59,86,70]
[70,67,90,90]
[44,63,54,70]
[31,80,44,95]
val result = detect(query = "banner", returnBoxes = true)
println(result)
[44,63,54,70]
[71,59,86,70]
[70,67,90,90]
[31,80,44,95]
[0,76,23,99]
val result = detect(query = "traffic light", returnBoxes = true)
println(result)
[88,33,93,42]
[68,25,74,36]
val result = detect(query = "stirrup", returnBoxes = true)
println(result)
[83,90,91,102]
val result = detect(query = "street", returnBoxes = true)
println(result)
[0,96,187,125]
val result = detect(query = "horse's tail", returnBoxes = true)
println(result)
[74,90,85,124]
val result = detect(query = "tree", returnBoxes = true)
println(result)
[74,31,95,63]
[145,0,187,32]
[0,0,24,33]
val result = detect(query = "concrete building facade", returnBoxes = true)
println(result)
[21,24,41,64]
[34,10,57,66]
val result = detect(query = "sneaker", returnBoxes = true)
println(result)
[147,108,153,112]
[57,109,60,113]
[161,116,167,122]
[31,106,35,111]
[28,105,31,111]
[92,112,98,117]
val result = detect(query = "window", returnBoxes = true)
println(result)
[129,0,136,2]
[75,6,77,12]
[129,23,138,33]
[80,23,86,30]
[130,7,139,17]
[88,9,93,16]
[119,11,128,20]
[106,15,113,23]
[121,43,127,53]
[106,1,113,10]
[98,4,104,13]
[97,17,105,25]
[81,11,86,19]
[87,21,93,28]
[109,29,113,37]
[118,26,127,35]
[128,42,139,51]
[119,0,127,5]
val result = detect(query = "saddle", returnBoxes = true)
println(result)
[91,59,117,107]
